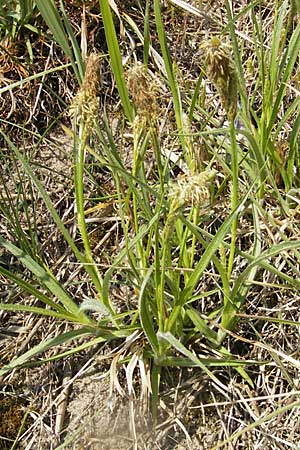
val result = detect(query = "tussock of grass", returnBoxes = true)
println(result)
[1,0,300,448]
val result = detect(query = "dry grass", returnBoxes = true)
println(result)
[1,1,300,449]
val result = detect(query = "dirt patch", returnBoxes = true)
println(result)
[64,373,150,450]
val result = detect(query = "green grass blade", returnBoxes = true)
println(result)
[220,204,261,339]
[237,313,300,328]
[268,22,300,135]
[153,0,187,158]
[183,217,300,290]
[0,302,76,321]
[143,0,150,66]
[210,400,300,450]
[28,335,106,364]
[182,189,251,300]
[0,265,70,315]
[155,356,259,368]
[0,328,93,376]
[186,307,219,346]
[99,0,133,122]
[138,266,159,353]
[233,240,300,294]
[35,0,81,81]
[157,331,228,392]
[0,63,71,95]
[287,111,300,189]
[224,240,300,333]
[0,132,104,300]
[102,213,160,305]
[72,123,106,309]
[0,235,90,323]
[59,0,84,82]
[19,0,33,20]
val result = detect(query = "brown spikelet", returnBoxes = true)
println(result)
[81,53,100,97]
[126,62,158,123]
[274,139,290,188]
[69,52,100,133]
[201,36,238,121]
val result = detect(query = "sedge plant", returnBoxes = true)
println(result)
[1,1,300,430]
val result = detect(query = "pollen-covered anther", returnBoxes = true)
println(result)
[170,169,217,209]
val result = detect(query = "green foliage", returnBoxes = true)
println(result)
[0,0,34,39]
[1,0,300,425]
[99,0,133,122]
[35,0,84,83]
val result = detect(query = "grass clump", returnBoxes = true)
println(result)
[1,0,300,448]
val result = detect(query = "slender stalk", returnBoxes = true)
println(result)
[190,207,199,268]
[74,124,94,265]
[227,118,239,277]
[143,0,150,67]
